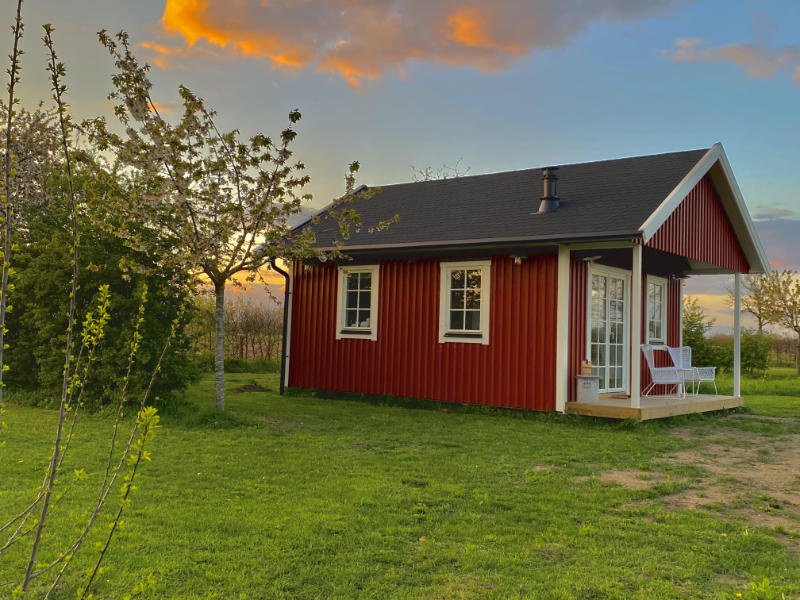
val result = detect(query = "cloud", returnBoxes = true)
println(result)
[143,0,686,89]
[140,40,231,69]
[149,101,175,114]
[753,217,800,273]
[664,38,800,85]
[752,205,798,221]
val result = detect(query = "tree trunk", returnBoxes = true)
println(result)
[796,341,800,376]
[214,281,226,410]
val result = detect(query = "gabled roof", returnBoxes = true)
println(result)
[300,144,769,273]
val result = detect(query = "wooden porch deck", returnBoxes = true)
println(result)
[565,394,743,421]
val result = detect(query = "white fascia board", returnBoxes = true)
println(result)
[640,144,722,243]
[640,143,770,275]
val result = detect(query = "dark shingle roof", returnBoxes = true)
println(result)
[303,148,709,250]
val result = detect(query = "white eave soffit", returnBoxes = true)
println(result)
[638,143,771,274]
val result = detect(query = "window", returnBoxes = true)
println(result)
[439,260,491,344]
[336,265,379,340]
[646,276,668,345]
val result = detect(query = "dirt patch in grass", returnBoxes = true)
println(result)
[233,383,270,393]
[257,416,302,433]
[659,423,800,520]
[728,413,798,423]
[598,469,670,490]
[601,414,800,559]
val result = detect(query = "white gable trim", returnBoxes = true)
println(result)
[714,149,771,274]
[639,143,770,274]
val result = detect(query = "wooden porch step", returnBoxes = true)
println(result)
[565,395,744,421]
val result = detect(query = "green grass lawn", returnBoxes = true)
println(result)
[1,372,799,599]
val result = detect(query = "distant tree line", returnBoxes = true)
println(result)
[683,270,800,376]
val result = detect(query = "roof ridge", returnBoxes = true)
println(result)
[365,147,712,191]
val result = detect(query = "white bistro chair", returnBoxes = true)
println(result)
[667,346,718,396]
[641,344,686,398]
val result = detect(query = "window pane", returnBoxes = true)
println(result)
[612,300,623,321]
[347,273,359,290]
[465,289,481,309]
[592,274,606,297]
[358,310,371,327]
[449,310,464,330]
[466,269,482,289]
[450,269,465,290]
[596,367,607,388]
[450,290,465,310]
[610,279,620,300]
[346,291,359,310]
[464,310,481,331]
[359,272,371,290]
[345,309,358,327]
[359,291,371,309]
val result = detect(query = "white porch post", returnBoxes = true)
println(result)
[733,273,741,398]
[555,245,571,412]
[630,245,642,409]
[679,279,684,346]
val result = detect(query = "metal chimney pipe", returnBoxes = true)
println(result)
[538,166,559,213]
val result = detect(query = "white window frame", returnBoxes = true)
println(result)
[438,260,491,345]
[336,265,379,341]
[586,264,631,394]
[646,275,668,346]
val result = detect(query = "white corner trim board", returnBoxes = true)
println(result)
[555,246,570,413]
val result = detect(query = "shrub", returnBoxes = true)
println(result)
[6,169,199,409]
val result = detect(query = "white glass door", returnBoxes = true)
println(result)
[589,271,628,393]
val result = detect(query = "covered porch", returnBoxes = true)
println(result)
[561,241,747,420]
[556,239,748,420]
[552,148,771,420]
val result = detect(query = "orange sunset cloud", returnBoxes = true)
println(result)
[446,8,524,54]
[143,0,686,89]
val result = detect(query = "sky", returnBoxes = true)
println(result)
[12,0,800,332]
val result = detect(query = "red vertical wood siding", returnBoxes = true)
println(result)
[647,175,749,273]
[567,258,588,403]
[289,255,558,410]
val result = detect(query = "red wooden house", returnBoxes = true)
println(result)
[282,144,769,419]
